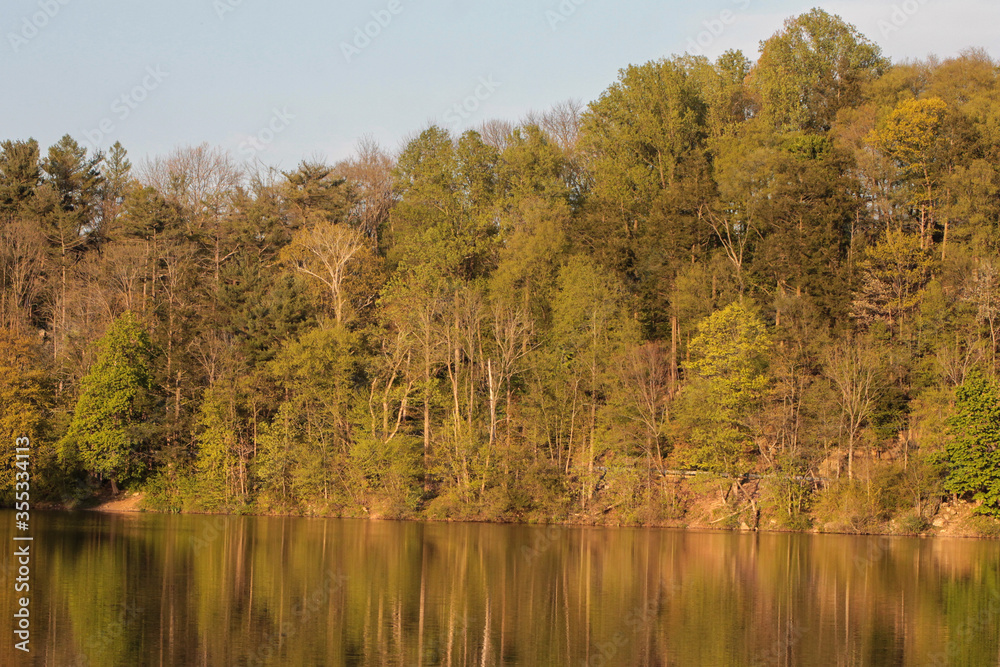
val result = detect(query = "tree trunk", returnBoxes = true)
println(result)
[848,428,855,481]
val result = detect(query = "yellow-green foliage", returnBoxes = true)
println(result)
[0,329,48,499]
[59,312,155,488]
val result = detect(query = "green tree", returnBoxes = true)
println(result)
[0,139,40,221]
[191,380,250,511]
[390,127,498,280]
[578,54,716,338]
[752,8,889,132]
[945,372,1000,516]
[578,55,711,266]
[750,136,855,322]
[681,302,771,474]
[59,311,157,492]
[868,97,949,243]
[259,324,362,509]
[283,161,351,227]
[99,141,132,236]
[33,136,104,364]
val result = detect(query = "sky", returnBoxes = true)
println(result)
[1,0,998,170]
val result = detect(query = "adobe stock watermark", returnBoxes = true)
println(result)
[852,536,893,574]
[213,0,247,20]
[546,0,588,32]
[82,66,170,153]
[239,108,295,159]
[7,0,72,53]
[341,0,403,63]
[521,523,567,564]
[189,515,227,553]
[443,76,501,129]
[877,0,932,39]
[684,0,753,57]
[11,436,32,653]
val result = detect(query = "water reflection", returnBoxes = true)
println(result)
[1,511,999,665]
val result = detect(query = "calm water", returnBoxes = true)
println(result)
[2,511,999,666]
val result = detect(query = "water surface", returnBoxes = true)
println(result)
[2,511,999,665]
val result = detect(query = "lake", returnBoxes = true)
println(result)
[2,511,999,665]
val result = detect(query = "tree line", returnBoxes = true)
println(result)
[3,9,1000,531]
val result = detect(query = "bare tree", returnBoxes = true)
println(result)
[699,203,760,295]
[538,99,584,154]
[140,145,245,297]
[935,337,984,388]
[286,218,365,326]
[483,300,534,488]
[616,342,674,474]
[477,119,516,151]
[825,338,883,480]
[968,258,1000,363]
[833,106,898,233]
[381,275,448,490]
[139,144,243,214]
[442,285,486,493]
[190,329,235,388]
[157,242,198,424]
[0,219,45,331]
[367,329,415,446]
[333,136,396,248]
[97,239,149,317]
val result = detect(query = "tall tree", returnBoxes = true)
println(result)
[58,311,158,492]
[549,255,638,504]
[285,220,366,326]
[37,136,104,364]
[851,229,934,338]
[98,141,133,237]
[752,8,889,132]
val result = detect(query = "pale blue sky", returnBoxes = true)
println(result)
[2,0,998,169]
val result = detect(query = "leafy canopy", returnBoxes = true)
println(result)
[946,372,1000,516]
[60,311,156,486]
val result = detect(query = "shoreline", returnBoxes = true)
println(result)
[59,492,999,540]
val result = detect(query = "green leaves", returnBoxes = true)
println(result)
[8,13,1000,529]
[753,8,889,132]
[581,55,710,229]
[688,302,771,411]
[550,255,638,368]
[0,139,40,219]
[946,373,1000,516]
[681,303,771,474]
[869,97,948,175]
[390,127,499,280]
[59,311,157,487]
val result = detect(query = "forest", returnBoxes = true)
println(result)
[3,9,1000,534]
